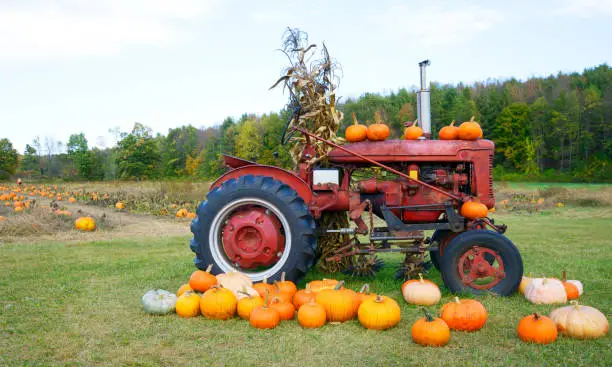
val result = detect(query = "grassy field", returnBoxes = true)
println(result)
[1,205,610,366]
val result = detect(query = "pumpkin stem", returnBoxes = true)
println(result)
[418,273,424,283]
[281,272,286,282]
[413,119,419,127]
[450,120,455,127]
[470,116,475,122]
[421,307,435,322]
[359,284,370,294]
[352,112,358,125]
[533,312,541,321]
[205,264,213,273]
[570,300,579,309]
[454,296,461,304]
[375,295,384,303]
[263,290,270,308]
[238,289,252,298]
[263,277,268,284]
[334,280,345,290]
[562,270,567,282]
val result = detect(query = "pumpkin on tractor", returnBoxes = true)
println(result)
[190,41,523,296]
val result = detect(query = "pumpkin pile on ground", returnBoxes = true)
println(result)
[141,267,607,346]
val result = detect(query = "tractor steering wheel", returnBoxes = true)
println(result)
[281,106,301,145]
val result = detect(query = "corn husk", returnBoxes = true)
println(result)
[271,28,349,271]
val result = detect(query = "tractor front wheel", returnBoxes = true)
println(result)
[438,230,523,296]
[190,175,316,283]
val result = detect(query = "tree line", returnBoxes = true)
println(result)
[1,64,610,182]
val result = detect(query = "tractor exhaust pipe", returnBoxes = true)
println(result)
[417,60,431,137]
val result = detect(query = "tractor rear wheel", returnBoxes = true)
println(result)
[429,230,454,271]
[438,230,523,296]
[190,175,317,283]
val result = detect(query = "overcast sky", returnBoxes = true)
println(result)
[1,0,611,152]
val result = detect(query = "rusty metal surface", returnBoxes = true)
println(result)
[458,246,505,290]
[295,127,462,202]
[209,164,313,204]
[222,154,256,169]
[327,139,494,161]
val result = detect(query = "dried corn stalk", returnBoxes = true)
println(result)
[271,28,350,272]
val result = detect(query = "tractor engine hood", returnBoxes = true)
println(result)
[327,139,494,163]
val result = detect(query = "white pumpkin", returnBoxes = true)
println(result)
[550,301,608,339]
[524,278,567,304]
[216,271,253,297]
[142,289,177,315]
[518,275,532,295]
[565,280,583,296]
[401,273,441,306]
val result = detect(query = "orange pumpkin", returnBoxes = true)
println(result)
[460,198,489,219]
[250,302,280,329]
[271,283,294,304]
[199,286,237,320]
[115,202,125,209]
[561,270,580,300]
[346,112,368,143]
[517,313,558,344]
[237,293,264,320]
[293,285,316,310]
[404,119,423,140]
[411,308,451,347]
[74,216,96,232]
[458,116,483,140]
[367,123,390,141]
[307,278,341,293]
[438,120,459,140]
[297,301,327,328]
[176,291,201,318]
[177,283,193,296]
[315,281,357,322]
[189,264,218,293]
[354,284,377,313]
[253,277,276,298]
[269,297,295,321]
[440,297,488,331]
[275,272,297,299]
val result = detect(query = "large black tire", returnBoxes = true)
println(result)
[439,230,523,296]
[429,230,452,271]
[430,230,494,271]
[190,175,317,283]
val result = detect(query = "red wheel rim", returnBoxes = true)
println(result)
[457,246,505,290]
[221,206,285,269]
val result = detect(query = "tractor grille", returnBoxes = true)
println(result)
[489,154,494,198]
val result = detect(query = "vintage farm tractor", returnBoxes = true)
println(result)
[190,61,523,296]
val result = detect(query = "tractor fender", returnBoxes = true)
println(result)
[209,165,313,204]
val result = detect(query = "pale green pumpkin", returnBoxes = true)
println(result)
[142,289,177,315]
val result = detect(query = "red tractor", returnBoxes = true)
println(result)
[190,61,523,296]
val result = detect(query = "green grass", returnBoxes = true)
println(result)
[497,181,612,190]
[1,208,611,366]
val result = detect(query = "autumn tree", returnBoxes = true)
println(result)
[116,123,161,179]
[0,138,19,179]
[20,144,39,172]
[67,133,94,179]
